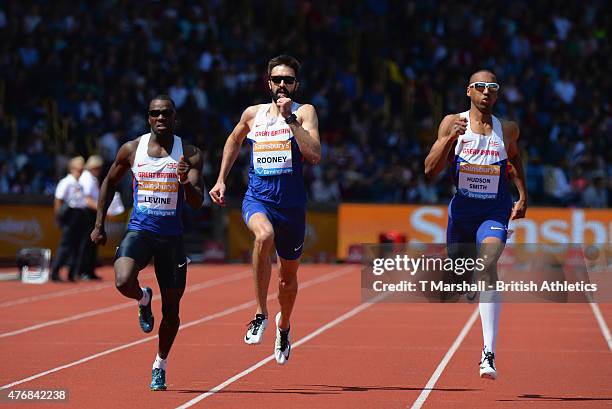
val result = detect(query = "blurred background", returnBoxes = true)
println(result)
[0,0,610,267]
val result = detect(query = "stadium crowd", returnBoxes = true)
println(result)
[0,0,610,208]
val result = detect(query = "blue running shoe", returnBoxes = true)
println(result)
[150,368,166,391]
[139,287,154,333]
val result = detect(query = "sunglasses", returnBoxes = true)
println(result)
[270,75,296,85]
[469,82,500,92]
[148,109,175,118]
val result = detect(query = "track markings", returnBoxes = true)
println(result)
[0,271,250,339]
[0,271,156,308]
[409,307,479,409]
[589,302,612,352]
[0,283,112,308]
[175,293,387,409]
[0,266,354,390]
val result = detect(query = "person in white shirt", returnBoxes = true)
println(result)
[50,156,88,282]
[79,155,104,280]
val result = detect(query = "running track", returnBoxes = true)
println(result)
[1,264,610,408]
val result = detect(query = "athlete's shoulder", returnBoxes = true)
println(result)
[296,102,315,110]
[116,137,140,165]
[181,142,202,158]
[242,104,264,120]
[296,103,316,115]
[121,138,140,152]
[438,113,462,130]
[499,119,520,139]
[444,112,463,121]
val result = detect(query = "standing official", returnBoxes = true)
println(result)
[79,155,104,280]
[51,156,88,282]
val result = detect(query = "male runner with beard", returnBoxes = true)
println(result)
[209,55,321,365]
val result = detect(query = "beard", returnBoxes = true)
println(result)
[270,87,295,103]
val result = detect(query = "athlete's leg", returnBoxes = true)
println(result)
[143,235,186,391]
[115,231,155,334]
[445,216,478,300]
[476,220,508,285]
[115,231,153,300]
[157,287,185,358]
[247,212,275,317]
[273,206,305,329]
[476,220,508,379]
[276,257,299,330]
[114,258,142,299]
[153,236,187,359]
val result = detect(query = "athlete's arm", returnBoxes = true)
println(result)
[424,114,467,179]
[286,102,321,165]
[209,105,258,207]
[178,145,204,209]
[90,141,136,245]
[504,121,528,220]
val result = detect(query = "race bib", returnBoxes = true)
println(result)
[136,179,179,216]
[457,163,500,200]
[253,140,293,176]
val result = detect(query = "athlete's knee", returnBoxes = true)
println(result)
[480,253,499,271]
[162,300,180,321]
[278,274,298,295]
[254,226,274,248]
[477,251,499,283]
[115,270,136,294]
[114,258,137,292]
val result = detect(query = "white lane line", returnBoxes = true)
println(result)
[0,271,251,339]
[0,266,355,390]
[409,307,479,409]
[0,271,155,308]
[175,292,387,409]
[589,302,612,352]
[0,283,113,308]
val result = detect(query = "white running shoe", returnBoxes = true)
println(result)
[274,312,291,365]
[244,314,268,345]
[479,349,497,380]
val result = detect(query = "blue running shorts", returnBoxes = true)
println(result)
[242,197,306,260]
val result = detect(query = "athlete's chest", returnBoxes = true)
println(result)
[457,134,504,158]
[248,112,298,176]
[132,136,181,174]
[250,117,294,142]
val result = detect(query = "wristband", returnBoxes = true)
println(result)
[285,113,298,125]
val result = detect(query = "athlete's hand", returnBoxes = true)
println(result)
[510,198,527,220]
[91,225,107,246]
[277,97,293,118]
[209,181,226,207]
[448,117,468,140]
[177,155,190,184]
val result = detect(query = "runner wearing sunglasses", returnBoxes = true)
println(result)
[91,95,204,390]
[209,55,321,365]
[424,70,528,380]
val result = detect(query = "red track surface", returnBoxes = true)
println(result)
[1,264,610,408]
